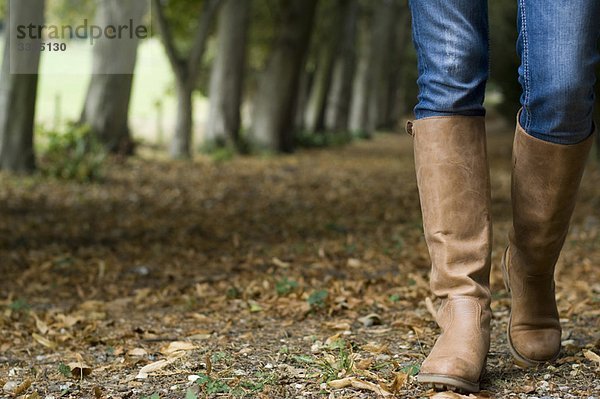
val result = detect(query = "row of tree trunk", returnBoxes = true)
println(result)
[0,0,412,172]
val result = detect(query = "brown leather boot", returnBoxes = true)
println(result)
[502,119,594,368]
[408,116,492,393]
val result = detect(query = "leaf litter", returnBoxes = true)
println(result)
[1,132,600,398]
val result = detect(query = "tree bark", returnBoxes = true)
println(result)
[80,0,148,155]
[348,5,373,137]
[251,0,318,152]
[383,2,410,129]
[153,0,222,159]
[0,0,45,173]
[367,0,397,132]
[595,64,600,160]
[171,80,193,157]
[205,0,251,149]
[325,0,358,132]
[303,0,345,134]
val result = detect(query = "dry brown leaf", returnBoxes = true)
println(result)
[32,333,57,349]
[354,358,374,370]
[431,392,479,399]
[388,372,408,392]
[328,377,392,396]
[583,349,600,366]
[358,313,382,327]
[322,321,352,331]
[31,313,49,335]
[128,348,148,357]
[272,257,290,268]
[160,341,197,355]
[362,343,389,354]
[68,362,92,379]
[13,378,32,395]
[25,392,40,399]
[92,385,103,398]
[136,358,178,379]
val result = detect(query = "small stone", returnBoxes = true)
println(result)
[3,381,17,393]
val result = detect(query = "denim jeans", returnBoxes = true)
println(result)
[409,0,600,144]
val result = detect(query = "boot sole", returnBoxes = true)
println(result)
[417,373,480,393]
[501,247,560,368]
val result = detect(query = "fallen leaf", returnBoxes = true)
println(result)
[161,341,197,355]
[128,348,148,357]
[92,385,102,398]
[362,343,389,354]
[68,362,92,379]
[13,378,32,395]
[388,372,408,392]
[583,349,600,367]
[323,321,352,331]
[32,313,49,335]
[431,392,479,399]
[272,257,290,268]
[354,358,373,370]
[32,333,57,349]
[136,358,177,379]
[358,313,382,327]
[328,377,392,396]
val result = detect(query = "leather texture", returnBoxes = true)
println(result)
[412,116,492,388]
[504,119,594,365]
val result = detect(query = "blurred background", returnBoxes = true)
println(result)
[0,0,596,171]
[4,0,598,174]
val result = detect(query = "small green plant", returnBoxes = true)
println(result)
[308,289,329,309]
[57,363,71,378]
[401,364,420,376]
[240,372,277,393]
[276,277,298,296]
[317,339,354,382]
[8,298,30,313]
[210,351,229,363]
[141,394,160,399]
[39,123,106,182]
[195,373,231,394]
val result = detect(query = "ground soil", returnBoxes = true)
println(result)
[1,133,599,399]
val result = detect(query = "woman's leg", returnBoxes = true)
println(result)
[408,0,492,392]
[504,0,600,367]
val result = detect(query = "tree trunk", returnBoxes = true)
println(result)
[153,0,222,159]
[0,0,45,173]
[171,81,193,159]
[303,0,345,134]
[595,64,600,160]
[325,0,358,132]
[251,0,318,152]
[294,69,313,131]
[205,0,251,149]
[348,6,373,137]
[80,0,148,155]
[384,3,410,129]
[367,0,397,132]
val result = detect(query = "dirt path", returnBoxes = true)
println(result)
[1,133,599,398]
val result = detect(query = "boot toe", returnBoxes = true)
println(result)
[511,328,561,363]
[421,355,480,384]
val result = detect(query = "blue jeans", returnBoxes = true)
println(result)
[409,0,600,144]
